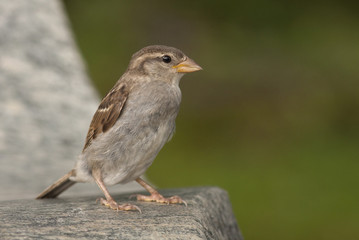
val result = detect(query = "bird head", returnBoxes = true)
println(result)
[127,45,202,84]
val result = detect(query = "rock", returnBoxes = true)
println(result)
[0,187,243,240]
[0,0,140,200]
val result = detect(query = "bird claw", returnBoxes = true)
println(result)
[168,195,188,207]
[132,193,187,206]
[96,197,142,213]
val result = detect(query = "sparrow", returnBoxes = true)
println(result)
[36,45,202,212]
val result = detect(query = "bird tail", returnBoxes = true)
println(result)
[36,169,76,199]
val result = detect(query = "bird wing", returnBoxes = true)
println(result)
[83,83,129,151]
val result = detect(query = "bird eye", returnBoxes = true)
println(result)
[162,55,172,63]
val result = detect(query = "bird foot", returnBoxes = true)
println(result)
[131,193,187,206]
[96,198,141,213]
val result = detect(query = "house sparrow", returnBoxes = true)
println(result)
[36,45,202,212]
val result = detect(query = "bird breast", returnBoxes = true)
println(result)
[74,80,182,185]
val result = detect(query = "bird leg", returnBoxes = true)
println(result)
[133,177,187,206]
[92,169,141,212]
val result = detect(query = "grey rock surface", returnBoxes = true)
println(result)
[0,0,140,200]
[0,187,242,240]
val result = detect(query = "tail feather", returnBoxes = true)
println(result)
[36,169,76,199]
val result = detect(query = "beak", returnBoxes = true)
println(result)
[173,58,203,73]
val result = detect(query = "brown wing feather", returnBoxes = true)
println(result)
[83,83,129,151]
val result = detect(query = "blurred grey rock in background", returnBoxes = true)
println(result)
[0,0,140,200]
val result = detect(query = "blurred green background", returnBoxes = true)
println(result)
[62,1,359,239]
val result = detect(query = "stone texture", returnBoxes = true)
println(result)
[0,187,242,240]
[0,0,141,200]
